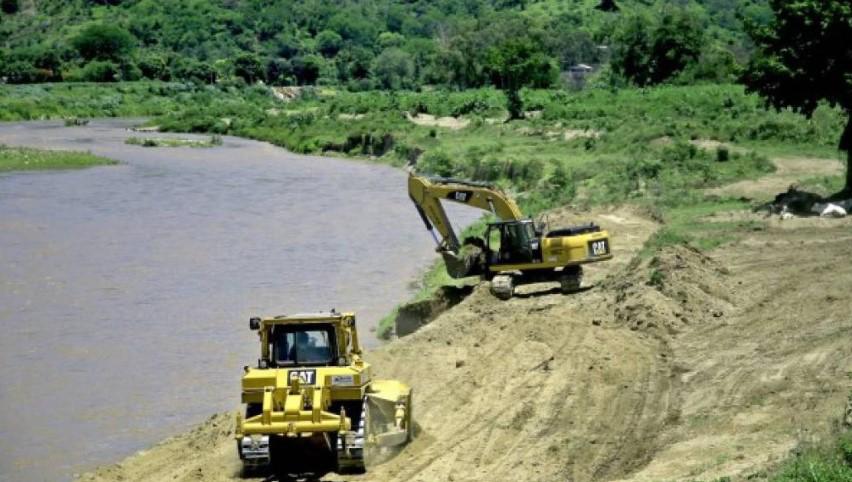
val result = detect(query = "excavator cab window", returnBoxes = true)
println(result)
[272,324,337,366]
[486,221,537,265]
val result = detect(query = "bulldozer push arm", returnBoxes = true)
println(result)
[408,174,523,276]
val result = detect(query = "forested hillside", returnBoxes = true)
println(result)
[0,0,769,87]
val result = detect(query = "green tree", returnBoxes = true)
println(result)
[742,0,852,194]
[72,24,135,62]
[316,30,343,57]
[483,37,558,119]
[612,9,703,86]
[233,54,264,83]
[266,58,293,85]
[371,48,414,90]
[292,55,323,85]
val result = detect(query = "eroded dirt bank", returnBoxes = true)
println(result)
[79,200,852,482]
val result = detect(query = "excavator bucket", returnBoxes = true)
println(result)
[440,242,487,279]
[366,380,413,448]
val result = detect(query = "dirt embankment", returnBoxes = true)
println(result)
[80,177,852,481]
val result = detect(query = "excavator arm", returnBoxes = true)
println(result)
[408,174,524,277]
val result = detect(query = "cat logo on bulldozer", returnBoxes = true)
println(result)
[289,369,316,385]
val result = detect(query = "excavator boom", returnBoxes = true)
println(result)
[408,174,522,253]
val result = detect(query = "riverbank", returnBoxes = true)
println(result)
[75,130,852,482]
[0,145,116,172]
[0,119,477,482]
[77,200,852,482]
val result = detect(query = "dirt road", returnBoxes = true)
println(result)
[79,159,852,482]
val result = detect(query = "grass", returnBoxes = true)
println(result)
[0,145,116,172]
[640,198,766,257]
[769,428,852,482]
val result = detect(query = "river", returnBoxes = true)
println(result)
[0,120,478,481]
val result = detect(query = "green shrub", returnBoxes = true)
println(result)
[80,61,120,82]
[420,150,454,177]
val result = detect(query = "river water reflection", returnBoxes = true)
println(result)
[0,120,479,481]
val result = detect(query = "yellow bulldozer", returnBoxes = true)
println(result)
[408,174,613,299]
[235,311,412,474]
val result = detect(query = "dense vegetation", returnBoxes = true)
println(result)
[0,0,769,88]
[741,0,851,193]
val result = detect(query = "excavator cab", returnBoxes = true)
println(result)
[485,220,541,265]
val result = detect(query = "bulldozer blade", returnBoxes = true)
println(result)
[373,430,408,447]
[366,381,413,449]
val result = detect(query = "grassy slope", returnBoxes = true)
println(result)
[0,145,116,172]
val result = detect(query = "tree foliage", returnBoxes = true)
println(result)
[372,48,415,90]
[233,54,263,84]
[1,0,19,15]
[742,0,852,192]
[611,8,704,86]
[0,0,767,91]
[72,24,136,62]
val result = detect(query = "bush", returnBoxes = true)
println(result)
[1,61,43,84]
[233,54,264,84]
[420,150,454,177]
[172,58,216,84]
[137,54,170,80]
[79,61,120,82]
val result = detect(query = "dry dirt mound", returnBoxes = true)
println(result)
[80,205,852,482]
[610,245,737,337]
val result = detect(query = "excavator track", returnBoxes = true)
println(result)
[490,274,515,300]
[335,397,367,473]
[559,266,583,293]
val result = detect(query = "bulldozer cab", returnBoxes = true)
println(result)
[486,220,541,265]
[272,324,337,367]
[254,312,362,370]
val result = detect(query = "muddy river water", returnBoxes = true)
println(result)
[0,120,477,481]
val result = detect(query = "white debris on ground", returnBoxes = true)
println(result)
[812,201,850,218]
[270,86,303,102]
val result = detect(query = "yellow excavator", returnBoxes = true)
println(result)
[236,311,412,474]
[408,174,613,299]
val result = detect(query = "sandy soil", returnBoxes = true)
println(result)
[79,201,852,481]
[405,113,470,130]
